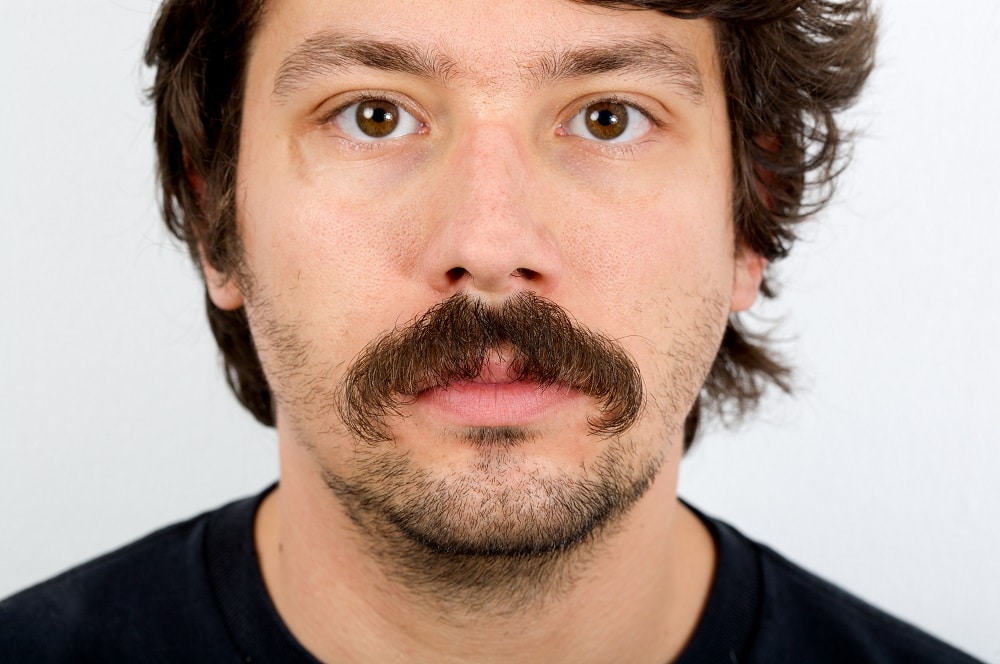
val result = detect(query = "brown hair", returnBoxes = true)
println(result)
[145,0,877,449]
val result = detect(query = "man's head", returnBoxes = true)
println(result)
[144,0,874,609]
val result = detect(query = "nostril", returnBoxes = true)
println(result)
[513,268,539,281]
[446,267,468,283]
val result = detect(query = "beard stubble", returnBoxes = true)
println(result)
[249,291,721,614]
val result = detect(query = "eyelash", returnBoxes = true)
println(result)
[320,91,410,121]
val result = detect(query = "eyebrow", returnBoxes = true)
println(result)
[272,31,705,104]
[273,32,457,100]
[528,37,705,103]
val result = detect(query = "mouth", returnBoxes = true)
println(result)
[415,357,582,427]
[336,292,645,442]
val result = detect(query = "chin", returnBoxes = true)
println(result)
[321,422,664,557]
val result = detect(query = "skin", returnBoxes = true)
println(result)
[205,0,765,660]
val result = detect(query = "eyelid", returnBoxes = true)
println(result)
[319,90,415,121]
[573,94,660,122]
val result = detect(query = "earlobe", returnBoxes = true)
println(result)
[202,257,244,311]
[731,245,766,313]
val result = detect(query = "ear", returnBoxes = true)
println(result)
[186,155,244,311]
[730,244,766,313]
[730,134,778,313]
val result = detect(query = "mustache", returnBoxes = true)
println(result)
[336,292,645,443]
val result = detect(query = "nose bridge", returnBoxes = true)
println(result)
[453,122,528,223]
[423,121,562,297]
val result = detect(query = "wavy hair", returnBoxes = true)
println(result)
[145,0,877,449]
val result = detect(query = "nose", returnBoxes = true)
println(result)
[421,123,563,300]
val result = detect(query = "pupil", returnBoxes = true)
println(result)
[363,106,394,124]
[595,109,617,126]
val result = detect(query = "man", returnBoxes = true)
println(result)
[0,0,983,662]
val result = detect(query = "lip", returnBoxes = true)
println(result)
[414,359,579,426]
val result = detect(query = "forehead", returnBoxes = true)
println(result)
[250,0,720,94]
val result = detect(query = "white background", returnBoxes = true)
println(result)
[1,1,997,661]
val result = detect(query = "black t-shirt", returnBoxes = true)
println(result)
[0,487,982,663]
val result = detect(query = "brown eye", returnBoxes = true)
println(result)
[584,101,628,140]
[565,99,652,144]
[356,100,399,138]
[335,98,421,141]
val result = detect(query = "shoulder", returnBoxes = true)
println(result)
[743,527,981,663]
[679,503,982,664]
[0,495,258,662]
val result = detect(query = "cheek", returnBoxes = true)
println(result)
[556,163,736,318]
[239,154,407,282]
[235,139,432,343]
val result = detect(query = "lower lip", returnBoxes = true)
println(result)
[416,381,580,427]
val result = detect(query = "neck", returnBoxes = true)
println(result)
[255,439,716,663]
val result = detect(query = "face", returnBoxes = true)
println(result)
[208,0,762,572]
